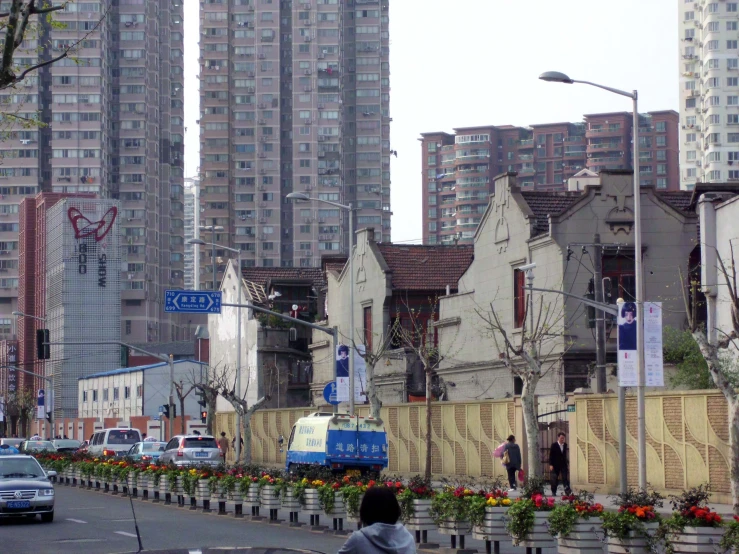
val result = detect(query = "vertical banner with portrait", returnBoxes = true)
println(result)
[354,345,367,404]
[617,300,638,387]
[335,344,350,402]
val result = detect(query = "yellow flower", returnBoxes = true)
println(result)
[502,498,512,506]
[189,469,198,475]
[487,498,498,506]
[301,478,308,484]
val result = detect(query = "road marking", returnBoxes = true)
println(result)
[115,531,138,538]
[68,506,103,511]
[66,518,87,524]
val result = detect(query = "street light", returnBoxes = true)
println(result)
[12,311,45,322]
[199,225,224,291]
[539,70,646,489]
[286,192,356,415]
[188,238,244,461]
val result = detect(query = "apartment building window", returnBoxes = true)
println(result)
[657,150,667,161]
[684,10,694,20]
[729,152,739,161]
[657,178,667,189]
[513,268,526,328]
[686,98,696,109]
[657,164,667,175]
[730,60,739,71]
[709,170,721,180]
[428,208,437,218]
[725,113,738,125]
[687,168,697,178]
[103,389,109,401]
[93,390,98,402]
[604,255,635,303]
[708,77,720,88]
[707,21,719,33]
[729,40,738,50]
[656,136,667,147]
[82,391,87,402]
[729,2,738,12]
[707,40,719,51]
[685,80,695,91]
[730,170,739,180]
[125,320,131,335]
[655,121,666,133]
[729,133,739,143]
[707,3,719,13]
[729,21,739,31]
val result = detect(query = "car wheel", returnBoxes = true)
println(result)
[40,511,54,523]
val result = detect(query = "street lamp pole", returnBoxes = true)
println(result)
[189,239,243,461]
[539,71,645,490]
[287,193,356,415]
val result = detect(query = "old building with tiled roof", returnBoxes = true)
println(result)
[311,229,475,407]
[436,170,698,400]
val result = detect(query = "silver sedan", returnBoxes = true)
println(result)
[0,455,56,522]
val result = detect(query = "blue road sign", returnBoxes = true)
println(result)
[164,290,222,314]
[323,382,340,406]
[158,405,165,413]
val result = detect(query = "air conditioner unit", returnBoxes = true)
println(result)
[318,53,325,59]
[259,217,267,223]
[318,103,325,109]
[304,119,312,125]
[304,36,311,42]
[20,139,29,145]
[304,69,311,75]
[258,119,266,125]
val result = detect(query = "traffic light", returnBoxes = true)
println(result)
[195,389,206,408]
[162,405,170,419]
[36,329,50,360]
[200,410,207,424]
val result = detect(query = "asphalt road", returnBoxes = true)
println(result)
[0,485,349,554]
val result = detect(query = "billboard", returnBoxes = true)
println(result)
[335,344,368,404]
[46,199,122,418]
[6,341,17,395]
[617,301,664,388]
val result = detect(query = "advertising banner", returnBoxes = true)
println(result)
[617,300,638,387]
[335,344,368,404]
[644,302,664,387]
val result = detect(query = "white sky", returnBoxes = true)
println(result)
[183,0,678,244]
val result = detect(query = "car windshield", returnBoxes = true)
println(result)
[53,440,81,449]
[143,442,166,452]
[183,437,217,449]
[107,430,139,445]
[0,458,44,478]
[24,441,55,451]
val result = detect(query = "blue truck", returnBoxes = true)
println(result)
[285,412,388,473]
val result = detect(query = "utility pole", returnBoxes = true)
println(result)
[593,234,607,393]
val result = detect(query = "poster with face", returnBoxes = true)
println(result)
[617,301,638,387]
[334,344,368,404]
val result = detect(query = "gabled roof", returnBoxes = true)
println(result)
[519,189,695,237]
[376,243,474,290]
[79,359,206,380]
[520,191,583,235]
[241,267,326,290]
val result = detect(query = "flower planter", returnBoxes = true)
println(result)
[303,489,328,530]
[127,474,137,497]
[197,480,211,512]
[111,477,119,495]
[345,493,364,530]
[557,520,604,554]
[473,507,510,551]
[516,511,557,549]
[260,485,282,523]
[405,498,436,545]
[228,490,244,518]
[438,519,473,551]
[159,476,171,504]
[282,488,303,527]
[325,492,349,534]
[668,526,725,554]
[243,483,264,520]
[606,522,659,554]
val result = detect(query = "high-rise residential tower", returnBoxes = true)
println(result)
[0,0,186,344]
[679,1,739,189]
[420,111,679,245]
[199,0,391,281]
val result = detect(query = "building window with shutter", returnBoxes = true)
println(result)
[363,306,372,351]
[514,268,526,328]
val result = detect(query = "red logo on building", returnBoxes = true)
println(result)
[67,207,117,242]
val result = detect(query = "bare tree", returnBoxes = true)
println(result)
[174,379,195,435]
[350,319,400,419]
[0,1,108,91]
[680,253,739,514]
[476,291,569,478]
[211,364,269,465]
[7,388,35,437]
[395,296,464,481]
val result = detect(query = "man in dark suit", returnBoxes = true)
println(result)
[549,432,571,496]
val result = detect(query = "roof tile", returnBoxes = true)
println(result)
[376,243,474,290]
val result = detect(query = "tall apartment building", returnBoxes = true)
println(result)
[420,111,679,245]
[679,0,739,190]
[198,0,391,282]
[183,177,200,290]
[0,0,186,344]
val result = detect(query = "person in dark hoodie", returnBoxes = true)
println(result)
[337,486,416,554]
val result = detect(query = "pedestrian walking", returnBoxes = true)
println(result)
[500,434,522,491]
[337,486,415,554]
[549,431,571,496]
[218,431,229,463]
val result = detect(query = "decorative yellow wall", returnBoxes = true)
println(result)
[217,400,518,479]
[570,390,731,503]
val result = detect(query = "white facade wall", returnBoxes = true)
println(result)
[713,195,739,344]
[678,1,739,190]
